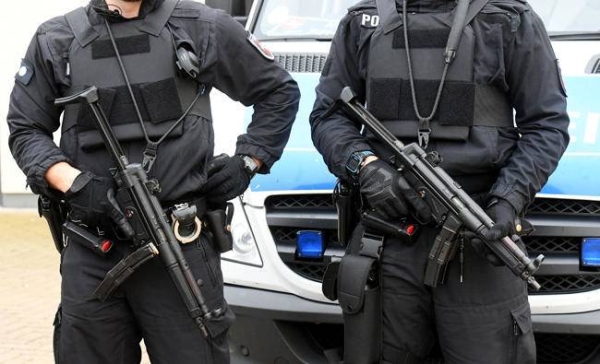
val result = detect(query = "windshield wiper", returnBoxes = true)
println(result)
[549,31,600,41]
[259,36,332,42]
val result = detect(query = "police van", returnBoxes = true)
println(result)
[210,0,600,363]
[0,0,598,363]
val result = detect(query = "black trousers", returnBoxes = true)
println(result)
[380,227,536,364]
[54,232,233,364]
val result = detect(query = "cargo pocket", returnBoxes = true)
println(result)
[195,238,220,287]
[181,235,223,290]
[510,302,536,364]
[53,304,62,364]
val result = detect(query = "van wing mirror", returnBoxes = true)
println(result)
[233,16,248,27]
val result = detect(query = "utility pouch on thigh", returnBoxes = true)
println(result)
[337,233,384,364]
[338,255,381,364]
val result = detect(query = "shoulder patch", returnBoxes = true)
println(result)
[15,59,34,86]
[247,32,274,61]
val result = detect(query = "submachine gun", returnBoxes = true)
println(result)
[54,86,221,338]
[334,87,544,290]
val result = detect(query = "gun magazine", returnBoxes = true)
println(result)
[93,243,158,301]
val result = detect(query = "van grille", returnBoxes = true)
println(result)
[273,53,328,73]
[265,195,600,293]
[535,275,600,294]
[536,334,600,364]
[268,194,333,209]
[526,236,580,253]
[528,198,600,216]
[268,195,600,215]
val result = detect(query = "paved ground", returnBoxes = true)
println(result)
[0,209,150,364]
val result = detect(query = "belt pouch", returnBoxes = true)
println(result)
[205,205,233,253]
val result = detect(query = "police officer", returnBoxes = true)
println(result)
[310,0,569,363]
[7,0,299,363]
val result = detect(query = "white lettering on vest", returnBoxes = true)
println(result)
[361,14,380,28]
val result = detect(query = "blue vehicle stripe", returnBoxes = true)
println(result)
[539,76,600,197]
[250,74,599,199]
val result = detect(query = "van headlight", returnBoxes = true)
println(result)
[221,198,263,267]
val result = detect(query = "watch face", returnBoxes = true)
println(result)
[346,154,363,175]
[242,156,258,175]
[346,151,374,176]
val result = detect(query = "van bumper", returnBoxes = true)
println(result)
[224,284,600,364]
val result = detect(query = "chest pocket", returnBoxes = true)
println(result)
[76,78,185,151]
[77,79,183,149]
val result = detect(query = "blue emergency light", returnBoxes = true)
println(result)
[296,230,325,259]
[580,238,600,271]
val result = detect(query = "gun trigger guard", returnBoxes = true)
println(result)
[173,217,202,244]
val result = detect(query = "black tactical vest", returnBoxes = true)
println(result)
[60,0,210,164]
[367,0,513,142]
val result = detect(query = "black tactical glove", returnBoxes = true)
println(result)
[205,154,251,206]
[64,171,133,237]
[358,159,432,222]
[468,197,528,266]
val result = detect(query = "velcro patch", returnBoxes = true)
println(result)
[247,32,274,61]
[393,28,450,48]
[15,59,34,86]
[92,34,150,59]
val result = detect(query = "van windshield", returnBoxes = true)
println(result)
[253,0,360,40]
[529,0,600,34]
[253,0,600,40]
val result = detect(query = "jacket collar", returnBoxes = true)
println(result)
[90,0,165,21]
[88,0,175,36]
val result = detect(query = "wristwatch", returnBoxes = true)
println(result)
[240,155,259,178]
[345,150,375,177]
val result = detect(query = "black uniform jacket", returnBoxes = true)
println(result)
[8,0,300,202]
[309,0,570,212]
